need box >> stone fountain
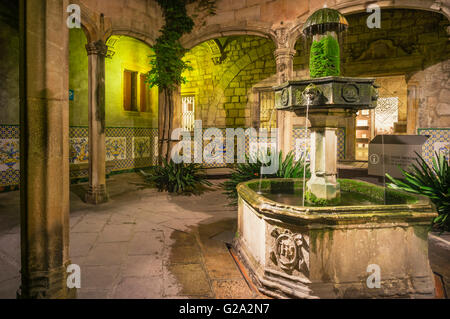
[234,8,436,298]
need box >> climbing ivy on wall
[147,0,216,162]
[147,1,192,90]
[309,35,340,78]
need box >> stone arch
[183,35,276,127]
[181,24,275,50]
[72,0,158,46]
[72,1,100,43]
[103,29,155,49]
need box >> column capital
[85,40,108,56]
[274,47,296,59]
[273,26,296,51]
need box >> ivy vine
[146,0,216,161]
[147,0,216,90]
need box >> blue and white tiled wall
[418,128,450,165]
[0,125,20,189]
[0,125,159,188]
[69,126,159,180]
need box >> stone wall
[409,59,450,129]
[69,29,158,127]
[69,29,89,126]
[0,6,19,125]
[76,0,163,45]
[294,9,449,78]
[182,36,276,127]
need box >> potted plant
[386,152,449,298]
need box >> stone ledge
[428,232,450,298]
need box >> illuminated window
[182,95,195,131]
[123,70,138,111]
[357,119,368,127]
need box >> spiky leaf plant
[141,158,212,194]
[222,150,310,205]
[386,152,450,232]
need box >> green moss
[310,228,334,254]
[305,190,341,206]
[309,35,340,78]
[339,179,418,204]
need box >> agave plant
[386,152,450,232]
[222,150,310,205]
[141,158,212,194]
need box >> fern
[386,152,450,232]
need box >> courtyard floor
[0,173,261,299]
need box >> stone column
[19,0,75,298]
[306,127,340,201]
[85,40,109,204]
[274,36,296,155]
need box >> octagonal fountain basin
[234,178,437,299]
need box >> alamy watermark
[171,120,279,175]
[366,264,381,288]
[67,264,81,289]
[66,4,81,29]
[366,4,381,29]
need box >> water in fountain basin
[263,189,382,207]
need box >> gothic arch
[181,24,275,50]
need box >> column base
[306,175,340,203]
[17,264,77,299]
[85,185,109,204]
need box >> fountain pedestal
[274,77,378,202]
[307,127,339,201]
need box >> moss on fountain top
[309,34,340,78]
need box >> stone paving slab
[0,173,259,299]
[167,264,212,297]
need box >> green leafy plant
[310,34,340,78]
[386,152,450,232]
[141,158,212,194]
[222,150,310,205]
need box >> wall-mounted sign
[368,135,429,178]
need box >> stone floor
[0,173,260,299]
